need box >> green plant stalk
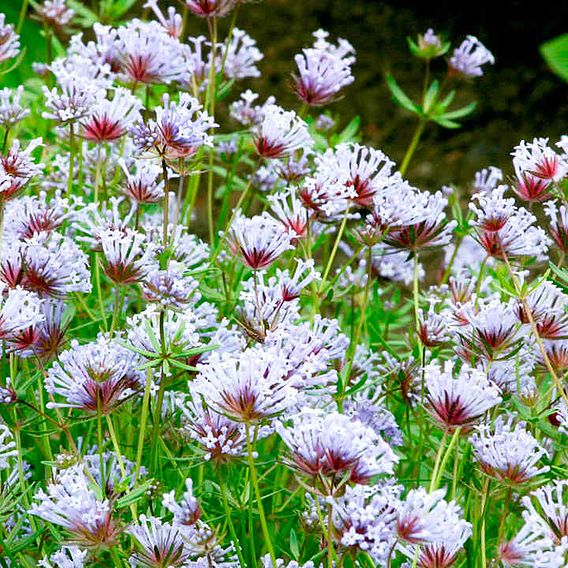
[412,253,421,338]
[320,206,351,291]
[432,427,461,491]
[110,285,123,333]
[94,256,108,332]
[441,235,464,284]
[206,17,218,246]
[428,429,448,492]
[502,252,568,407]
[67,123,75,200]
[480,478,491,568]
[399,120,426,176]
[219,475,246,567]
[162,159,170,250]
[136,369,152,481]
[97,401,106,495]
[245,423,277,567]
[327,502,334,568]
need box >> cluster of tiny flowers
[0,3,566,567]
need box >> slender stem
[94,255,108,332]
[16,0,29,33]
[110,285,122,333]
[441,235,463,284]
[97,403,106,495]
[327,502,334,568]
[429,430,448,492]
[498,486,512,544]
[502,252,568,407]
[399,120,426,176]
[412,253,421,336]
[2,128,9,153]
[161,159,169,250]
[135,369,153,483]
[245,423,277,567]
[151,310,167,474]
[67,123,75,200]
[219,474,246,567]
[480,478,491,568]
[432,427,461,491]
[320,206,351,290]
[475,254,489,302]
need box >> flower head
[80,87,142,143]
[0,86,29,128]
[424,361,501,429]
[45,336,144,414]
[30,465,120,548]
[193,347,297,422]
[100,228,157,284]
[185,0,237,18]
[294,29,356,106]
[254,105,313,159]
[0,14,20,63]
[131,93,216,161]
[449,35,494,78]
[277,407,398,487]
[471,415,550,484]
[227,212,294,270]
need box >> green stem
[67,123,75,200]
[327,502,334,568]
[399,120,426,176]
[429,430,448,492]
[320,206,351,290]
[219,475,246,567]
[412,254,422,348]
[245,423,277,567]
[432,427,461,491]
[135,369,153,483]
[162,159,169,250]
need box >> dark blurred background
[236,0,568,188]
[6,0,568,189]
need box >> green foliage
[540,33,568,83]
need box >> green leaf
[115,480,154,508]
[440,101,477,120]
[336,116,361,144]
[385,73,422,116]
[436,90,457,112]
[289,528,300,560]
[431,116,462,129]
[540,33,568,82]
[423,80,439,114]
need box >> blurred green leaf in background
[541,33,568,83]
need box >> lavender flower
[0,86,29,128]
[0,14,20,63]
[185,0,238,18]
[294,29,356,106]
[80,87,142,143]
[45,336,144,414]
[30,465,120,547]
[131,93,216,161]
[38,545,88,568]
[193,347,298,422]
[227,212,294,270]
[471,416,550,484]
[100,228,157,284]
[424,360,501,430]
[277,407,398,487]
[449,35,494,78]
[254,105,313,159]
